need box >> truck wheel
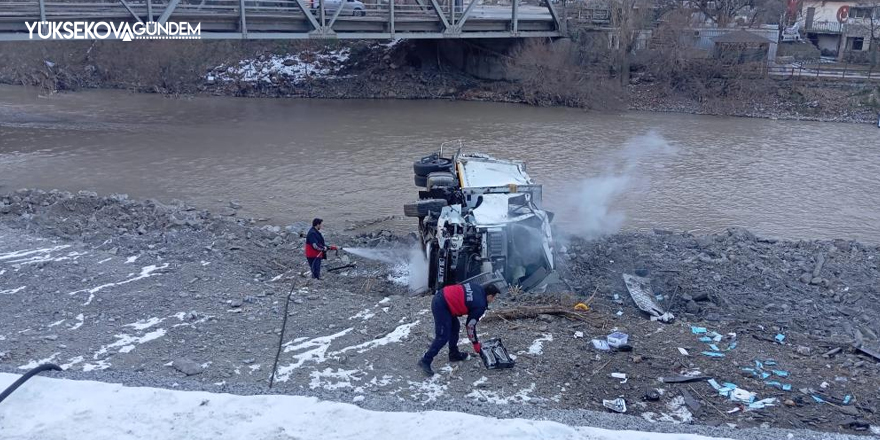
[413,156,453,176]
[403,199,447,218]
[426,171,455,190]
[414,174,428,188]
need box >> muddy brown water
[2,85,879,242]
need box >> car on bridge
[404,145,557,294]
[311,0,367,16]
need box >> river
[1,85,879,242]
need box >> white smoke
[345,244,429,293]
[564,131,677,240]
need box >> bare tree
[608,0,652,85]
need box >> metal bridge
[0,0,577,40]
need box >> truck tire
[414,174,428,188]
[413,156,453,176]
[403,199,447,218]
[426,171,455,190]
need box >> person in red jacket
[418,281,500,376]
[304,218,337,280]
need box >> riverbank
[1,189,879,438]
[1,40,878,124]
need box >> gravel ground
[1,189,879,439]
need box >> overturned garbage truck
[404,147,557,293]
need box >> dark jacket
[305,227,326,259]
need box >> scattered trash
[701,351,725,358]
[610,372,628,384]
[772,370,789,377]
[748,398,778,410]
[844,395,852,405]
[775,334,786,344]
[842,419,871,431]
[616,310,624,317]
[707,379,721,390]
[820,382,830,389]
[574,303,590,311]
[623,274,674,323]
[678,347,690,356]
[607,332,629,348]
[603,397,627,413]
[661,375,710,384]
[573,331,584,339]
[592,339,611,351]
[730,388,756,404]
[812,395,826,403]
[857,345,880,362]
[644,389,661,401]
[691,326,708,334]
[681,389,701,411]
[699,337,713,342]
[709,344,720,351]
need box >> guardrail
[803,21,845,33]
[768,63,879,81]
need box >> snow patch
[125,317,165,331]
[275,328,354,382]
[526,334,553,355]
[93,329,167,359]
[69,314,85,330]
[97,257,112,264]
[0,286,26,295]
[211,48,351,85]
[473,376,488,387]
[0,245,72,264]
[82,359,112,372]
[68,264,168,305]
[309,368,361,390]
[467,383,538,405]
[336,321,419,354]
[641,396,694,424]
[18,352,61,370]
[125,255,140,264]
[407,375,448,404]
[349,309,376,321]
[47,319,65,328]
[0,372,738,440]
[61,356,84,370]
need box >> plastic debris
[709,344,720,351]
[844,395,852,405]
[727,341,738,350]
[702,351,725,358]
[602,398,627,413]
[731,388,757,404]
[749,398,778,409]
[707,379,721,390]
[574,331,584,339]
[775,334,786,343]
[678,347,690,356]
[812,395,825,403]
[574,303,589,311]
[610,372,628,384]
[699,336,713,343]
[616,310,624,316]
[661,375,710,384]
[592,339,611,351]
[772,370,790,377]
[622,274,674,323]
[691,326,708,334]
[607,332,629,348]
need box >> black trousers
[306,257,321,279]
[422,291,463,363]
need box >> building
[800,0,878,58]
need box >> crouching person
[418,281,500,376]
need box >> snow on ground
[0,373,737,440]
[67,264,169,306]
[210,48,351,85]
[525,333,554,355]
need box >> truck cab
[404,146,557,293]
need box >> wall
[436,39,520,80]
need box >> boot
[417,358,435,376]
[449,352,470,362]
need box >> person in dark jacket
[304,218,336,280]
[418,281,500,376]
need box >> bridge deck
[0,0,567,40]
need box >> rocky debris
[2,189,880,436]
[172,358,204,376]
